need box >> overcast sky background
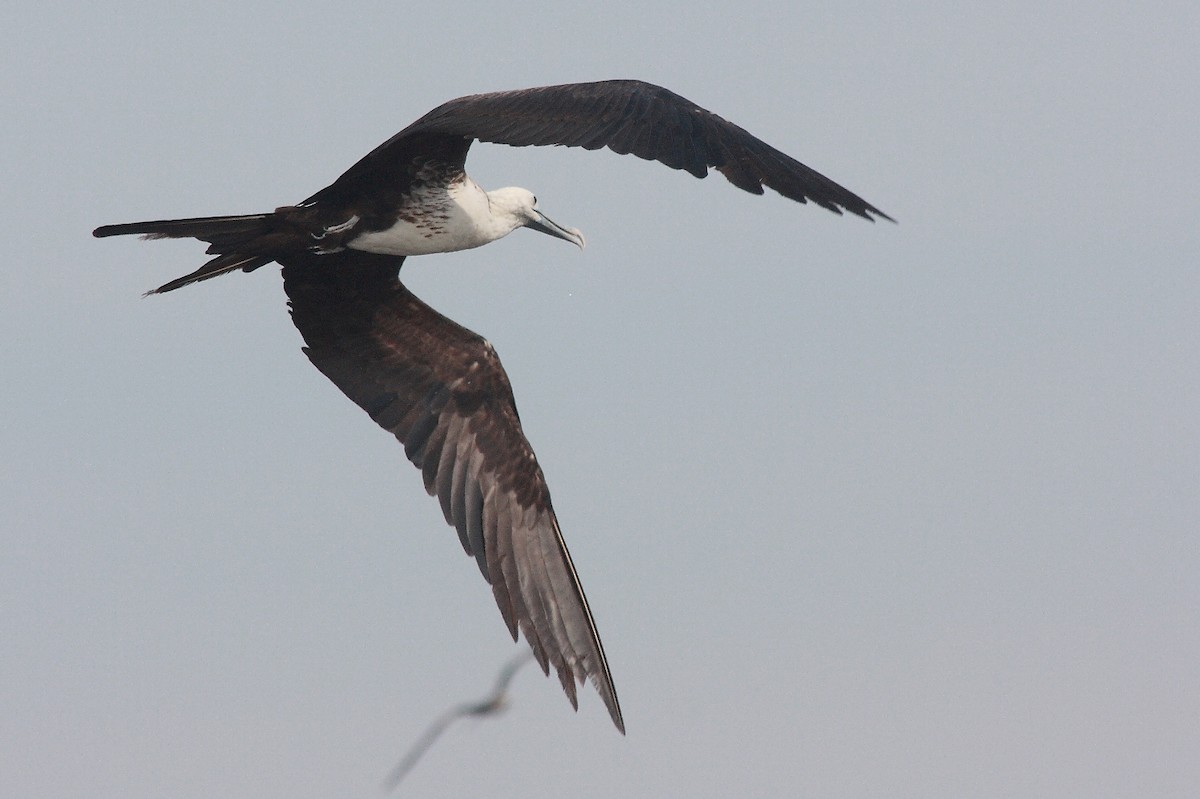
[3,2,1197,797]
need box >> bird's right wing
[280,250,623,732]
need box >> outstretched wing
[317,79,891,221]
[281,250,623,732]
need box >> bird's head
[487,187,586,250]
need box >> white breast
[348,177,500,256]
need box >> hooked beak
[525,210,586,250]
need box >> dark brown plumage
[94,80,890,295]
[312,80,892,220]
[94,80,892,733]
[281,250,622,731]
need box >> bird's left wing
[324,79,891,221]
[280,250,623,732]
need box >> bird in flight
[94,80,891,734]
[382,651,536,792]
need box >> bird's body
[348,182,583,256]
[94,79,891,734]
[344,174,491,255]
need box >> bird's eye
[532,195,538,206]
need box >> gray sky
[3,2,1197,797]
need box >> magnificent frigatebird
[94,79,891,734]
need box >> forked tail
[94,213,278,293]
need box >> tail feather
[147,252,275,294]
[93,213,272,242]
[94,212,279,294]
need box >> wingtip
[605,693,626,734]
[871,207,898,224]
[849,204,896,224]
[588,672,625,733]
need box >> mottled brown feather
[280,250,623,732]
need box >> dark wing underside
[280,250,623,732]
[314,79,891,221]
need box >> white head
[486,187,586,249]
